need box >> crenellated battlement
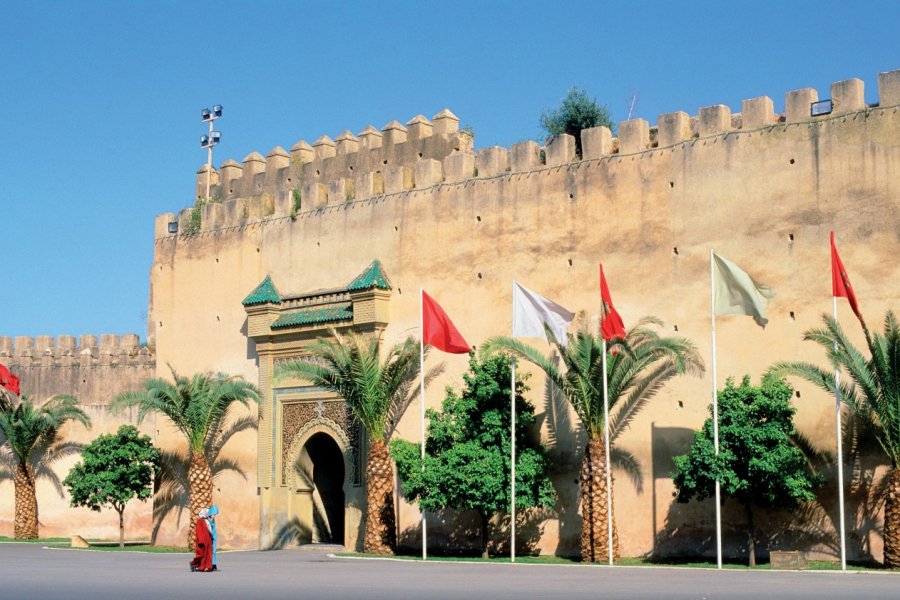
[0,333,153,368]
[160,69,900,239]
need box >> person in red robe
[190,509,213,572]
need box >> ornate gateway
[243,260,392,549]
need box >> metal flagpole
[511,361,516,563]
[602,339,614,565]
[833,296,848,571]
[420,288,427,561]
[710,250,723,570]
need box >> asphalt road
[1,543,896,600]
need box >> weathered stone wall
[0,335,157,541]
[151,69,900,559]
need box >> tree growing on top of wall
[540,87,614,157]
[0,394,91,539]
[64,425,160,548]
[111,369,259,549]
[672,375,823,567]
[484,317,704,562]
[391,352,555,558]
[768,311,900,568]
[275,329,419,555]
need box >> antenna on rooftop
[626,91,639,121]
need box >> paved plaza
[2,543,897,600]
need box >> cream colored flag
[712,253,775,327]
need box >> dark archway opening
[303,432,345,544]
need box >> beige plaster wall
[151,71,900,559]
[0,336,156,541]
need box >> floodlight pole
[206,117,215,201]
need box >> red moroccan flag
[422,290,470,354]
[831,231,864,326]
[0,363,20,395]
[599,264,626,341]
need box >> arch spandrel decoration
[281,398,361,487]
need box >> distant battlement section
[158,69,900,239]
[0,334,153,368]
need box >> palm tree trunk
[580,437,619,562]
[14,462,39,539]
[883,467,900,568]
[187,451,213,550]
[363,438,396,555]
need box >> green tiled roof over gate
[242,275,282,306]
[347,259,391,291]
[271,303,353,329]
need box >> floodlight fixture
[167,221,179,234]
[200,104,223,200]
[810,99,833,117]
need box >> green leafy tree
[484,317,703,562]
[672,375,823,566]
[64,425,160,548]
[0,395,91,538]
[111,369,259,549]
[275,330,419,555]
[391,353,555,558]
[768,311,900,567]
[540,86,614,157]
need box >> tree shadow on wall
[266,517,313,550]
[396,507,548,557]
[151,411,257,544]
[771,415,886,565]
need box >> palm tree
[112,369,259,549]
[0,395,90,538]
[274,330,419,555]
[768,311,900,567]
[483,317,704,562]
[149,413,257,545]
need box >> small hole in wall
[159,321,163,327]
[398,288,402,295]
[316,241,320,247]
[476,215,481,222]
[383,160,388,165]
[790,311,796,320]
[229,188,233,193]
[316,170,320,176]
[349,165,354,171]
[567,258,573,266]
[673,247,679,256]
[568,193,574,200]
[159,266,162,271]
[678,400,684,408]
[788,233,794,242]
[789,158,795,165]
[256,248,260,253]
[287,178,292,183]
[669,181,674,188]
[256,183,261,189]
[215,258,219,263]
[418,152,423,158]
[394,225,398,231]
[673,324,679,332]
[216,316,220,322]
[795,390,801,398]
[477,272,482,279]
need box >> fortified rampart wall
[151,69,900,558]
[0,334,157,542]
[166,71,900,240]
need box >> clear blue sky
[1,1,897,340]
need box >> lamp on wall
[810,99,833,117]
[200,105,223,200]
[167,221,178,234]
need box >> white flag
[712,253,775,327]
[512,281,575,346]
